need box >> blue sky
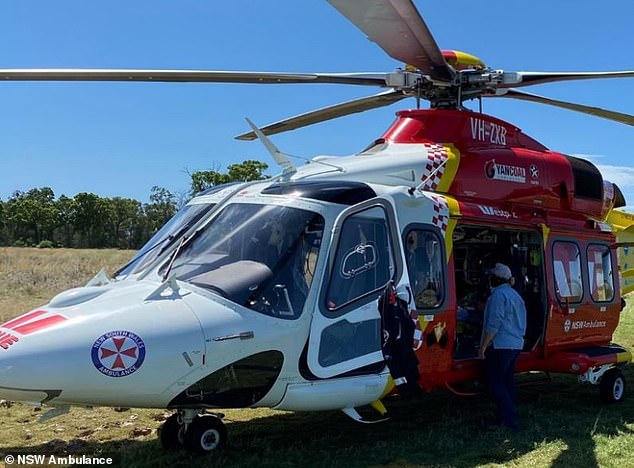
[1,1,633,205]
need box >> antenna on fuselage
[245,118,297,177]
[408,157,449,195]
[244,117,345,174]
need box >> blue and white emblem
[530,164,539,178]
[91,330,146,377]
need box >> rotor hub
[441,50,486,71]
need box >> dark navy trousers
[484,348,520,429]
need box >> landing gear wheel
[159,413,185,450]
[600,368,626,403]
[183,415,227,454]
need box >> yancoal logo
[485,159,497,179]
[91,330,146,378]
[485,159,526,183]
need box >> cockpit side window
[325,206,394,315]
[404,229,444,309]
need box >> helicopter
[2,0,634,455]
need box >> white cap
[488,263,512,280]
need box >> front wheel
[183,415,227,454]
[600,368,626,403]
[159,413,185,450]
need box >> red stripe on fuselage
[0,310,48,330]
[12,315,67,335]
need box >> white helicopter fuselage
[0,147,449,414]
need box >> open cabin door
[452,223,546,357]
[306,200,400,379]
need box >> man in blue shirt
[478,263,527,430]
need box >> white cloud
[595,164,634,209]
[595,164,634,188]
[570,154,634,209]
[572,153,606,161]
[594,164,634,210]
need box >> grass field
[1,247,634,467]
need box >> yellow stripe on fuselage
[435,144,461,194]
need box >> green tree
[0,199,7,245]
[144,186,177,237]
[189,159,269,194]
[54,195,76,247]
[107,197,143,249]
[6,188,59,245]
[190,170,229,194]
[227,160,269,182]
[0,184,190,249]
[73,192,111,248]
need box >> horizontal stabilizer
[607,210,634,295]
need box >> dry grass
[0,248,634,467]
[0,247,133,320]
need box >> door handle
[211,331,255,342]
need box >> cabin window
[587,244,614,302]
[404,229,444,309]
[318,319,382,367]
[553,241,583,303]
[325,206,394,314]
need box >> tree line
[0,160,268,249]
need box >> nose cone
[0,281,207,408]
[0,309,69,402]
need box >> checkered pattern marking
[421,144,449,192]
[430,194,449,235]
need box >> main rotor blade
[502,70,634,88]
[327,0,454,82]
[0,69,389,86]
[491,88,634,126]
[235,90,407,140]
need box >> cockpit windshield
[115,183,243,279]
[114,202,216,279]
[162,203,324,319]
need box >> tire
[159,413,185,450]
[600,368,626,404]
[183,415,227,454]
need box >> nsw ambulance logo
[91,330,146,378]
